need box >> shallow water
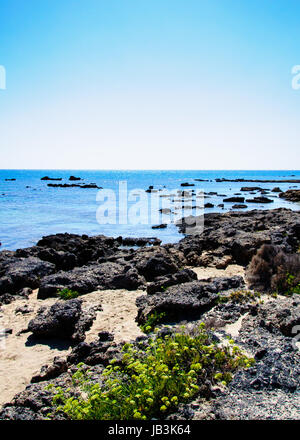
[0,169,299,250]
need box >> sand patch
[225,313,248,338]
[84,289,144,344]
[190,264,245,280]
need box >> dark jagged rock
[31,357,68,383]
[121,237,161,246]
[223,197,245,203]
[216,178,300,183]
[252,296,300,337]
[0,257,55,295]
[240,187,265,192]
[232,204,247,209]
[132,249,179,282]
[28,299,98,342]
[15,304,33,315]
[152,224,167,229]
[272,187,283,193]
[279,190,300,202]
[69,176,81,181]
[204,203,214,208]
[41,176,62,181]
[159,208,172,214]
[136,276,244,325]
[228,304,300,393]
[245,197,274,204]
[16,233,123,270]
[67,332,120,366]
[0,373,71,420]
[176,209,300,266]
[47,183,100,189]
[38,262,145,298]
[146,269,198,295]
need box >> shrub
[48,324,254,420]
[140,311,166,334]
[246,244,300,293]
[57,288,80,300]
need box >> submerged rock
[279,190,300,202]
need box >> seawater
[0,170,299,250]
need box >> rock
[38,262,145,299]
[27,299,98,342]
[253,296,300,337]
[47,183,101,189]
[223,197,245,203]
[181,183,195,187]
[146,269,198,295]
[69,176,81,181]
[31,357,68,383]
[232,204,247,209]
[121,237,161,246]
[245,197,274,204]
[17,287,33,297]
[230,307,300,393]
[132,250,179,281]
[41,176,62,181]
[152,224,167,229]
[136,276,244,325]
[0,374,71,420]
[0,406,43,420]
[0,257,55,295]
[15,304,33,315]
[204,203,214,208]
[279,190,300,202]
[272,187,282,193]
[159,208,172,214]
[67,333,120,366]
[240,187,264,192]
[0,293,18,305]
[216,178,300,183]
[176,209,300,266]
[17,233,122,270]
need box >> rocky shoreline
[0,208,299,420]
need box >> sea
[0,170,299,251]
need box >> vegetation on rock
[47,324,254,420]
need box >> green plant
[140,311,167,334]
[57,288,80,300]
[48,324,254,420]
[282,273,300,295]
[217,289,261,304]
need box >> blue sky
[0,0,299,169]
